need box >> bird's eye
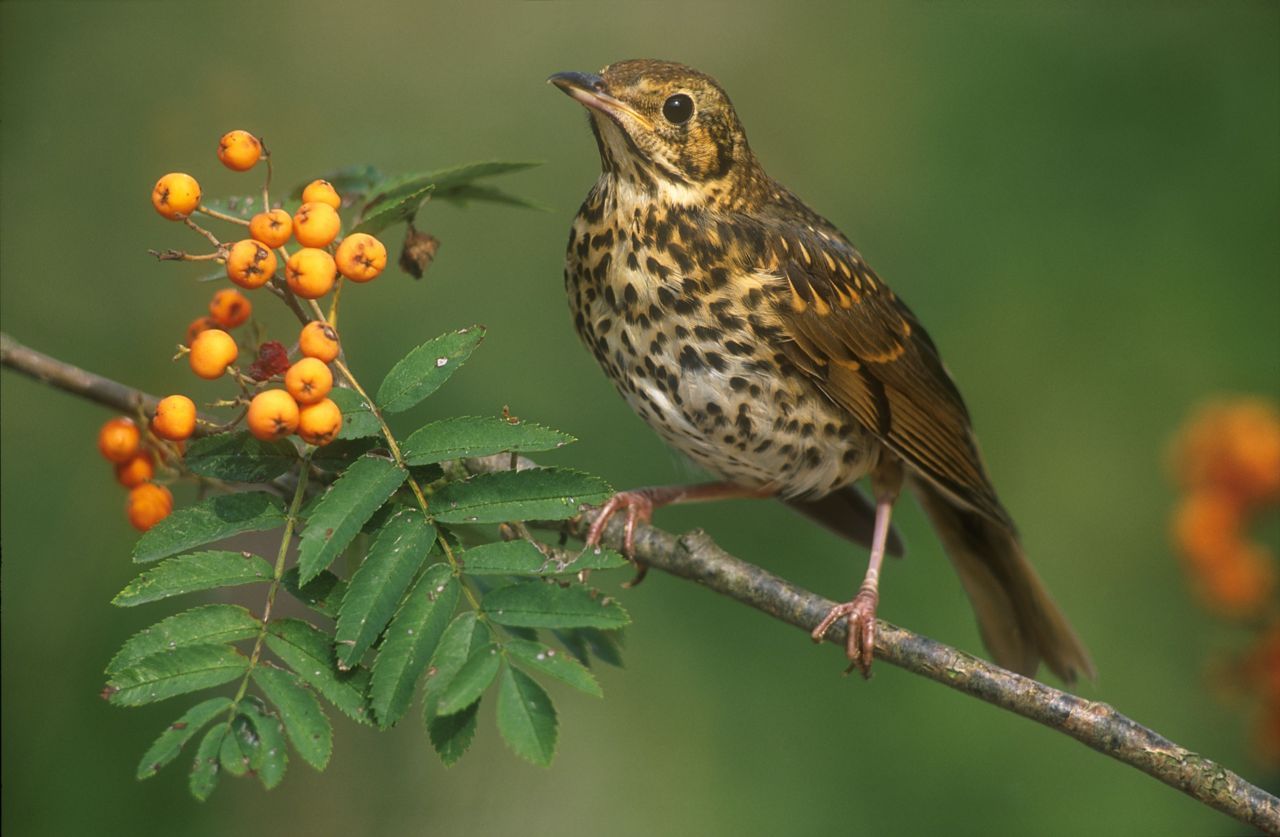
[661,93,694,124]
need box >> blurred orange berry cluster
[119,130,388,530]
[1169,396,1280,768]
[1169,398,1280,615]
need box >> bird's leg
[584,482,774,585]
[811,457,904,677]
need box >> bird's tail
[909,476,1095,683]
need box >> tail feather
[909,476,1095,683]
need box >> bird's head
[549,59,761,203]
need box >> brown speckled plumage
[552,59,1093,682]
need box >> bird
[549,59,1094,682]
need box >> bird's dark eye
[662,93,694,124]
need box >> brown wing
[753,223,1013,530]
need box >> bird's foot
[583,490,655,586]
[811,584,880,678]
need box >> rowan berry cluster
[105,129,393,530]
[1168,396,1280,765]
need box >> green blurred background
[2,3,1277,835]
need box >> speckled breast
[563,179,880,498]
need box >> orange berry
[216,130,262,172]
[297,398,342,446]
[285,358,334,405]
[115,451,156,488]
[185,316,218,347]
[249,209,293,248]
[299,321,340,362]
[225,239,278,289]
[189,329,239,379]
[209,288,253,329]
[335,233,388,282]
[285,248,337,299]
[301,179,341,209]
[153,395,197,441]
[246,389,300,441]
[151,172,201,220]
[127,482,173,531]
[98,417,141,463]
[293,202,341,248]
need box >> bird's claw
[584,490,654,586]
[811,585,879,678]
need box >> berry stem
[196,204,251,226]
[183,217,221,248]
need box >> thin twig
[2,331,1276,834]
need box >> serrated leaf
[265,619,370,724]
[402,416,574,466]
[370,564,458,728]
[311,437,378,470]
[329,388,382,440]
[554,627,625,669]
[136,697,232,780]
[239,704,288,789]
[434,182,547,211]
[482,582,629,630]
[505,639,602,697]
[289,164,385,203]
[297,455,406,584]
[199,194,260,220]
[435,643,501,716]
[252,666,332,770]
[363,161,541,214]
[432,468,611,524]
[107,644,248,706]
[184,432,297,482]
[133,492,286,564]
[460,540,628,576]
[280,568,347,618]
[375,328,485,413]
[336,509,436,667]
[423,612,490,704]
[190,724,227,801]
[219,715,255,778]
[108,605,260,674]
[351,183,434,235]
[113,551,273,607]
[496,667,557,766]
[427,699,480,767]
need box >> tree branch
[4,330,1277,834]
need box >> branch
[4,331,1277,834]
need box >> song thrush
[550,59,1094,682]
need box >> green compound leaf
[351,183,434,235]
[336,509,436,668]
[288,164,385,203]
[432,468,611,524]
[219,715,256,778]
[370,564,459,728]
[505,639,602,697]
[460,540,628,576]
[239,704,288,789]
[375,327,485,414]
[252,666,332,770]
[310,437,378,470]
[427,699,480,767]
[482,581,630,630]
[113,551,273,608]
[296,455,406,584]
[106,644,248,707]
[328,388,382,440]
[496,666,557,766]
[554,627,625,669]
[183,432,297,482]
[265,619,371,725]
[108,605,260,674]
[402,416,574,466]
[190,724,228,801]
[280,567,348,619]
[133,492,285,564]
[357,161,540,231]
[136,696,233,780]
[434,643,501,716]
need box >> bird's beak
[548,71,651,129]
